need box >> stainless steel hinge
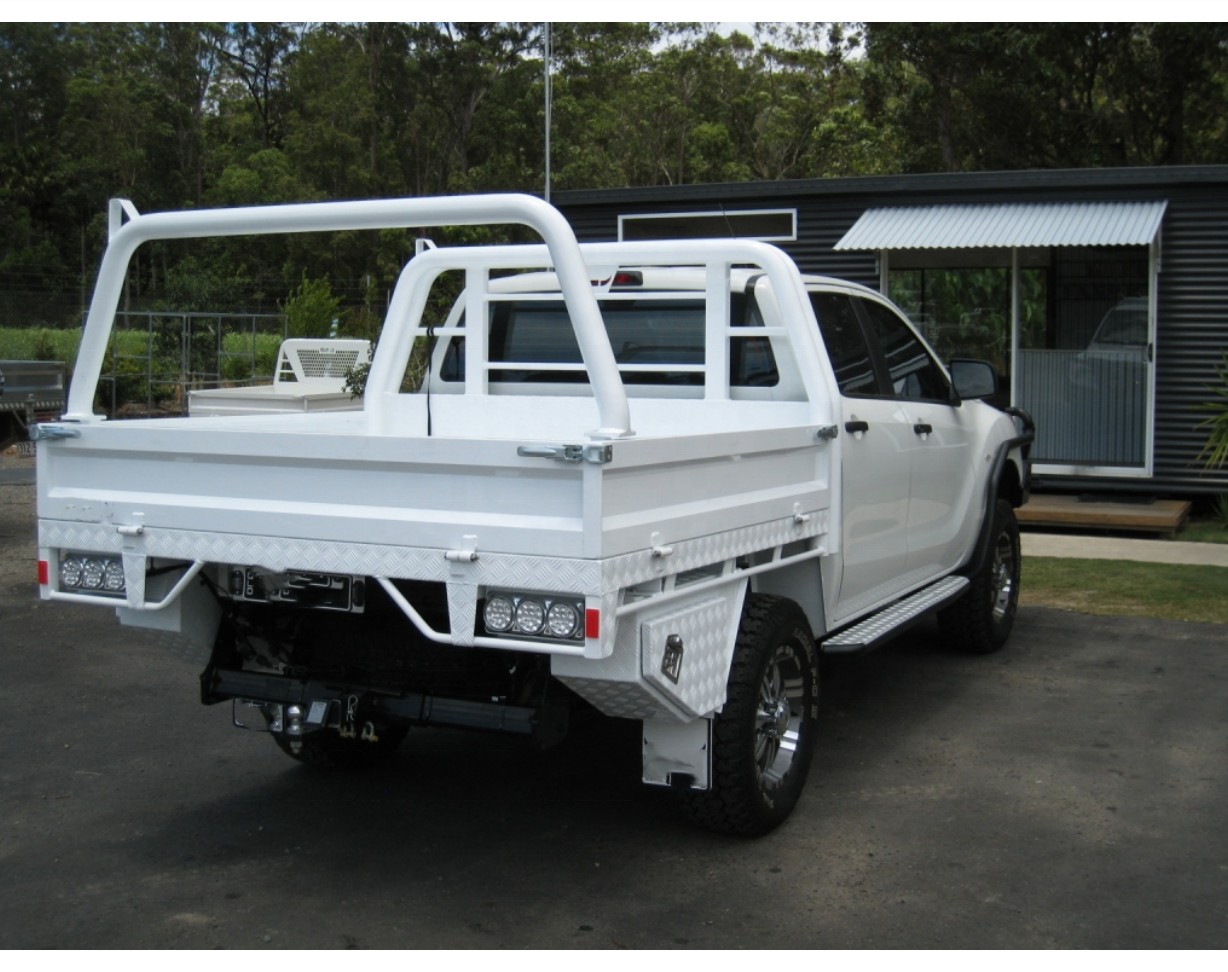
[517,443,613,465]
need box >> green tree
[281,272,342,338]
[0,23,78,288]
[216,22,300,151]
[861,23,1228,172]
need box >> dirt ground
[3,475,1228,948]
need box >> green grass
[0,326,283,367]
[1022,556,1228,624]
[0,327,83,363]
[2,325,286,413]
[1177,518,1228,544]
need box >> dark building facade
[556,166,1228,498]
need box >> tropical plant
[1195,352,1228,470]
[1212,494,1228,530]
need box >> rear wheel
[681,594,819,837]
[273,724,409,769]
[939,498,1021,654]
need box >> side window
[439,312,461,385]
[809,292,879,396]
[856,298,950,401]
[440,330,464,381]
[730,289,779,387]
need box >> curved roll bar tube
[66,194,632,438]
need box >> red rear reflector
[585,608,600,640]
[611,271,643,287]
[38,560,49,586]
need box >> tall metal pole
[544,22,552,203]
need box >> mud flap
[116,570,221,667]
[642,717,712,790]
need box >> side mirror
[949,358,998,401]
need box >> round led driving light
[103,559,126,592]
[546,601,579,639]
[514,598,545,635]
[60,557,85,589]
[483,595,514,633]
[81,558,105,590]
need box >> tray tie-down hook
[517,443,613,464]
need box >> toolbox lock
[661,635,685,684]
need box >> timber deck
[1017,494,1192,536]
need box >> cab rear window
[440,293,777,387]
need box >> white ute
[35,194,1033,836]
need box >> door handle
[845,420,869,434]
[913,423,933,436]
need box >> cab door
[853,297,978,579]
[809,292,913,622]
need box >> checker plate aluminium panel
[553,578,747,721]
[40,511,824,661]
[640,596,739,719]
[823,575,970,650]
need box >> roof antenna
[719,203,737,238]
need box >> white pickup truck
[34,194,1032,836]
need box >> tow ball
[231,695,383,750]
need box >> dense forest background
[3,21,1228,319]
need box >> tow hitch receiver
[211,667,566,746]
[233,699,333,734]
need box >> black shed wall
[557,167,1228,497]
[1152,190,1228,496]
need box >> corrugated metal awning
[834,200,1168,250]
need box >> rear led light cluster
[482,590,585,642]
[58,552,126,596]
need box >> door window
[808,292,879,396]
[855,298,950,401]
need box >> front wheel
[939,497,1021,654]
[681,594,819,837]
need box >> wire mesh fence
[0,295,290,418]
[0,290,88,332]
[98,311,288,417]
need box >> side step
[822,575,970,654]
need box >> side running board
[822,575,970,654]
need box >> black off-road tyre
[939,498,1021,654]
[681,594,819,837]
[273,725,409,769]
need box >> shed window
[619,209,796,242]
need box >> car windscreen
[1092,305,1148,346]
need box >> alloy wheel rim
[990,530,1015,622]
[754,643,805,787]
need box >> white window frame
[618,209,797,243]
